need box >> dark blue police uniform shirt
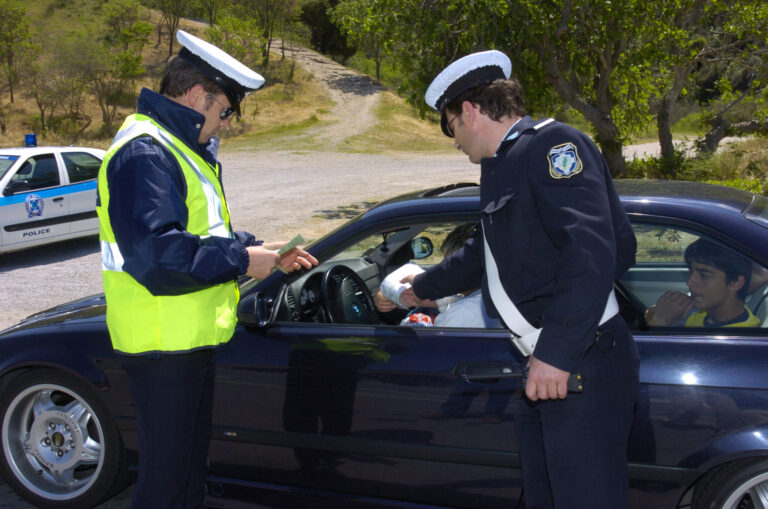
[413,116,636,372]
[101,88,256,296]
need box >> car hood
[1,293,106,335]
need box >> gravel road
[0,150,478,331]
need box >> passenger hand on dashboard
[645,291,694,326]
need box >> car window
[11,154,60,190]
[622,221,767,330]
[62,152,101,183]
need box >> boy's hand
[646,291,693,326]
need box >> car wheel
[0,369,127,508]
[692,457,768,509]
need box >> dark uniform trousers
[514,315,639,509]
[120,348,217,509]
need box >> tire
[692,458,768,509]
[0,369,127,508]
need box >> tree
[23,55,59,133]
[197,0,230,26]
[229,0,300,66]
[331,0,392,80]
[353,0,682,175]
[0,0,33,103]
[693,0,768,155]
[301,0,356,60]
[148,0,186,57]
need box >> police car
[0,146,105,254]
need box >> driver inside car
[374,223,500,328]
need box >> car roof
[0,146,105,156]
[360,179,768,262]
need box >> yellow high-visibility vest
[96,114,239,354]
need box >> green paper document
[278,234,305,255]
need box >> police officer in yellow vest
[96,30,317,509]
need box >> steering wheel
[321,265,377,324]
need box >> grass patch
[339,91,454,153]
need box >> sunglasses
[445,112,459,137]
[207,94,235,120]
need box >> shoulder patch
[547,143,582,179]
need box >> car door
[0,152,70,251]
[58,150,102,234]
[212,316,525,508]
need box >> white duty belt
[482,225,619,357]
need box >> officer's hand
[525,356,569,401]
[374,290,397,312]
[277,246,318,273]
[646,291,693,326]
[245,246,280,279]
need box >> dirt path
[279,41,384,150]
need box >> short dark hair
[440,222,478,256]
[444,79,527,121]
[685,239,752,299]
[159,56,225,98]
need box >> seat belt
[482,225,618,357]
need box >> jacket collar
[136,88,218,164]
[496,115,536,155]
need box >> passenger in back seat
[645,238,760,328]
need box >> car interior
[240,218,768,333]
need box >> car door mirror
[3,180,30,196]
[238,292,273,328]
[410,236,433,259]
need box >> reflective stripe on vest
[96,115,239,354]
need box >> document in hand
[380,263,425,308]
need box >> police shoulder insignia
[547,143,583,179]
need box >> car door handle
[453,361,521,380]
[453,362,583,392]
[52,197,64,202]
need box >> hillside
[0,1,449,153]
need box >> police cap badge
[425,50,512,137]
[176,30,265,118]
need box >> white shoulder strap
[482,223,618,356]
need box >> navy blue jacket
[101,88,256,296]
[413,116,636,371]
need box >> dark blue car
[1,180,768,509]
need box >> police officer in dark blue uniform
[399,51,639,508]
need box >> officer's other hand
[277,246,318,273]
[646,291,693,326]
[374,290,397,312]
[525,356,569,401]
[245,246,280,279]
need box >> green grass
[340,91,453,154]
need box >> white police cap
[425,50,512,136]
[176,30,265,116]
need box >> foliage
[300,0,355,60]
[0,0,35,103]
[330,0,392,80]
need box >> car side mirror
[237,292,273,328]
[410,236,434,259]
[3,180,30,196]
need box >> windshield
[0,155,18,180]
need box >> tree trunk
[699,117,727,154]
[657,98,675,160]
